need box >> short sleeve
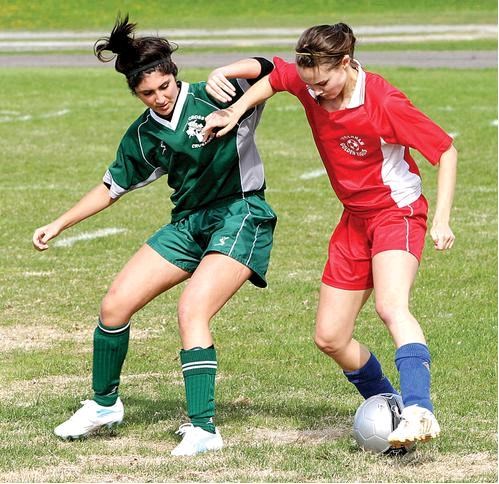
[269,57,301,94]
[103,129,167,198]
[380,90,453,165]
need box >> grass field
[0,58,497,481]
[0,0,497,30]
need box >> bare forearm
[433,144,457,225]
[56,184,115,229]
[430,144,457,250]
[232,75,276,114]
[203,75,277,139]
[214,58,265,80]
[33,183,116,251]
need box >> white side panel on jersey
[380,139,422,207]
[235,79,265,192]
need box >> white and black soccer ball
[353,393,412,455]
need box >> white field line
[0,109,69,123]
[0,24,495,51]
[300,168,326,180]
[53,227,127,247]
[0,33,495,51]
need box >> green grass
[0,0,497,30]
[0,64,497,481]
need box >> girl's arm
[32,183,117,251]
[430,144,457,251]
[206,58,268,103]
[203,75,277,139]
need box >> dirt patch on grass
[399,451,497,482]
[250,425,350,445]
[346,450,497,483]
[0,324,67,352]
[0,372,177,406]
[0,323,168,354]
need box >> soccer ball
[353,393,412,455]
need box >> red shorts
[322,196,428,290]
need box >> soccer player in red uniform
[203,23,457,448]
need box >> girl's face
[297,56,350,102]
[135,70,179,118]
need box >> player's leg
[94,244,191,403]
[171,194,276,456]
[171,253,252,456]
[315,284,397,398]
[373,250,440,446]
[318,210,397,399]
[54,244,191,439]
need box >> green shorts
[147,194,277,287]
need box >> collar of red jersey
[348,60,365,109]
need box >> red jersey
[269,57,453,215]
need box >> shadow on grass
[123,393,352,432]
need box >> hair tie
[126,58,167,79]
[296,51,348,59]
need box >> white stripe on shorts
[228,210,251,257]
[246,223,261,265]
[403,205,414,252]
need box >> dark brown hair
[94,14,178,92]
[295,23,356,69]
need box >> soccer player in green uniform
[32,15,276,456]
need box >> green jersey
[104,79,266,222]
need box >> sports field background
[0,1,497,482]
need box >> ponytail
[94,14,179,91]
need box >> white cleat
[171,423,223,457]
[388,404,441,447]
[54,398,124,440]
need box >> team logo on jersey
[185,115,212,148]
[339,135,367,157]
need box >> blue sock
[343,352,398,399]
[395,343,433,412]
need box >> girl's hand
[206,69,237,103]
[32,221,63,251]
[430,221,455,251]
[202,107,242,140]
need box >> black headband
[126,59,166,79]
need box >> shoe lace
[175,423,195,437]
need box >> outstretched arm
[430,144,457,251]
[32,183,116,251]
[206,57,271,103]
[203,75,277,139]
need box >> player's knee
[177,299,207,330]
[314,329,349,357]
[375,301,409,326]
[100,289,134,326]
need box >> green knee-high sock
[180,346,217,433]
[92,319,130,407]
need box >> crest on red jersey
[340,135,367,157]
